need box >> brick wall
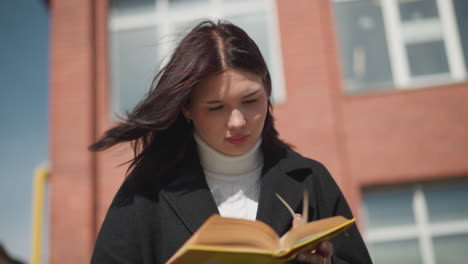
[50,0,97,262]
[49,0,468,262]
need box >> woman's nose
[227,109,246,129]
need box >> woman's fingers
[291,216,333,263]
[296,252,324,263]
[316,241,333,257]
[292,214,303,228]
[295,241,334,263]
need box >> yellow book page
[167,215,355,264]
[275,217,356,258]
[195,215,281,251]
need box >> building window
[362,178,468,264]
[332,0,468,94]
[108,0,285,117]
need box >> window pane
[397,0,448,78]
[174,19,206,37]
[223,0,261,3]
[168,0,209,10]
[363,188,415,228]
[433,234,468,264]
[399,0,439,22]
[369,239,422,264]
[333,0,394,93]
[453,0,468,71]
[227,13,270,67]
[109,27,159,115]
[406,40,449,76]
[110,0,156,18]
[425,182,468,223]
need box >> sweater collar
[193,132,263,175]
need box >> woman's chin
[220,143,254,156]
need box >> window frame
[108,0,286,118]
[333,0,467,93]
[363,182,468,264]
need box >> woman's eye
[208,105,224,111]
[243,99,258,104]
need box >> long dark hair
[90,20,291,180]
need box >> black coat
[91,143,373,264]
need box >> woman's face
[184,68,268,156]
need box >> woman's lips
[226,135,249,145]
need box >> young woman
[90,20,372,264]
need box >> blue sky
[0,0,49,262]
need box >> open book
[166,214,355,264]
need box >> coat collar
[256,146,314,235]
[160,140,220,234]
[160,140,314,236]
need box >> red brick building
[49,0,468,263]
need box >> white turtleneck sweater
[193,133,263,221]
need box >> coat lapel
[161,145,219,234]
[256,148,315,236]
[161,142,315,237]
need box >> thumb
[292,214,303,228]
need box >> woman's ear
[182,107,191,120]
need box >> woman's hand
[292,214,334,264]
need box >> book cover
[167,214,355,264]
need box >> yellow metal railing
[30,163,49,264]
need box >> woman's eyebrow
[205,99,222,104]
[204,89,261,104]
[242,89,260,98]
